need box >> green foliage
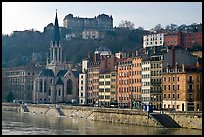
[6,91,14,102]
[2,28,148,67]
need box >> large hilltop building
[63,14,113,33]
[33,11,79,104]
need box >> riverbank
[2,103,202,129]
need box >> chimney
[196,57,199,68]
[182,64,185,72]
[136,50,138,56]
[88,52,91,59]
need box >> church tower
[46,10,66,75]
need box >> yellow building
[98,71,117,107]
[162,64,202,112]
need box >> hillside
[2,28,149,68]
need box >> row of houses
[143,31,202,49]
[78,46,202,112]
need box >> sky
[2,2,202,35]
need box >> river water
[2,110,202,135]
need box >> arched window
[67,79,73,95]
[40,79,43,92]
[48,87,51,96]
[44,80,47,92]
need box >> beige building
[82,29,105,40]
[162,64,202,111]
[98,71,117,107]
[3,66,42,103]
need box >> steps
[150,113,181,128]
[21,105,29,112]
[55,107,65,116]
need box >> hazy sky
[2,2,202,35]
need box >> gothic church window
[67,79,73,95]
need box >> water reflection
[2,111,202,135]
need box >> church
[32,11,79,104]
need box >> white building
[82,30,105,40]
[143,33,164,48]
[78,59,89,104]
[141,56,151,105]
[115,51,128,59]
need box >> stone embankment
[2,103,202,129]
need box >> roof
[56,77,64,85]
[39,69,54,77]
[72,71,80,77]
[57,70,68,77]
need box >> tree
[154,24,163,32]
[118,20,135,30]
[6,91,14,102]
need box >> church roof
[57,70,68,77]
[54,10,61,42]
[72,71,80,77]
[56,77,64,85]
[39,69,54,77]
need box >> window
[81,86,83,90]
[177,85,179,90]
[58,89,61,96]
[48,88,51,96]
[164,104,166,108]
[177,105,180,109]
[197,84,199,90]
[164,85,166,90]
[172,94,175,99]
[40,79,43,92]
[163,77,166,82]
[177,77,179,81]
[173,85,175,90]
[44,80,47,92]
[168,77,170,82]
[168,85,170,90]
[168,94,170,99]
[172,77,175,81]
[163,94,166,99]
[177,94,179,99]
[67,79,73,95]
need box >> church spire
[54,9,61,43]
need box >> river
[2,110,202,135]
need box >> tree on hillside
[118,20,135,30]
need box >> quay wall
[165,112,202,129]
[2,103,202,129]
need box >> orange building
[162,64,202,112]
[117,58,132,108]
[131,56,142,109]
[164,32,182,47]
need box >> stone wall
[2,103,202,129]
[166,112,202,129]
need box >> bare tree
[118,20,135,30]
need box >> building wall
[141,60,151,105]
[183,32,202,48]
[131,57,142,108]
[79,73,87,105]
[162,66,202,112]
[117,58,132,107]
[143,33,164,48]
[150,54,163,110]
[164,32,182,47]
[4,66,41,103]
[63,14,113,32]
